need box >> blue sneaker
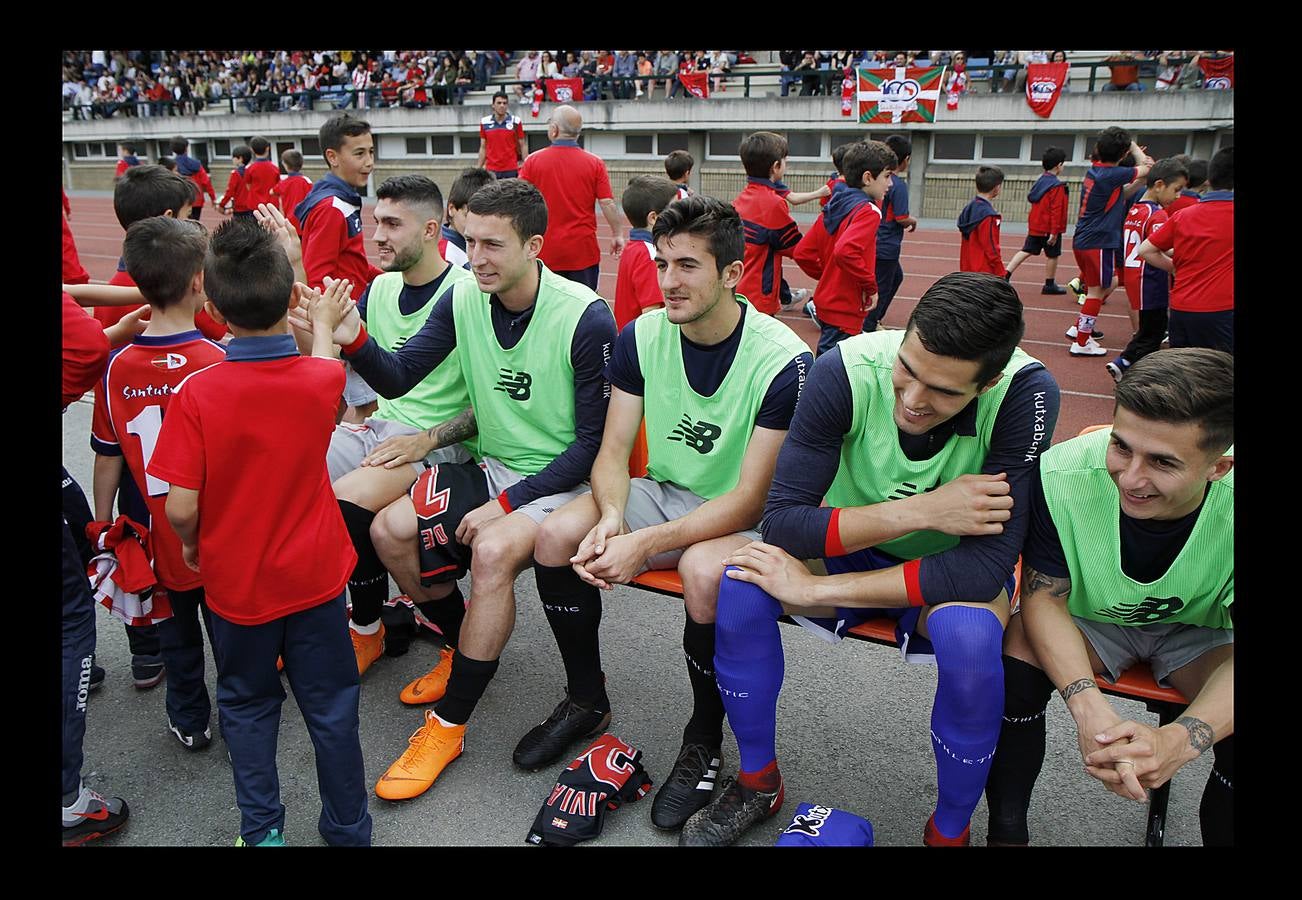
[235,828,285,846]
[1105,357,1130,382]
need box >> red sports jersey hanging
[840,68,855,116]
[531,80,544,117]
[678,71,709,98]
[1198,55,1234,89]
[544,77,585,103]
[1024,62,1069,118]
[858,66,947,123]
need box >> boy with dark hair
[295,113,382,421]
[957,166,1006,276]
[615,174,677,329]
[218,144,253,218]
[114,142,141,178]
[664,149,695,200]
[862,133,918,332]
[1067,126,1153,356]
[243,136,280,212]
[1166,156,1208,214]
[148,218,372,847]
[985,348,1233,847]
[819,142,854,208]
[271,148,312,233]
[527,195,811,829]
[90,216,227,752]
[734,131,803,316]
[440,166,495,268]
[1137,146,1233,354]
[1004,147,1070,294]
[689,272,1059,846]
[476,91,527,179]
[171,136,217,222]
[794,141,897,356]
[1106,157,1189,381]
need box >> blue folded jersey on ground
[775,803,874,847]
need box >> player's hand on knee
[582,531,647,587]
[572,517,621,589]
[456,498,506,546]
[924,472,1013,535]
[722,541,816,606]
[362,433,434,469]
[1086,719,1186,799]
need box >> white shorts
[622,478,760,572]
[342,360,378,407]
[327,416,472,484]
[481,456,591,525]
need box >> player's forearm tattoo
[1024,565,1072,599]
[1060,678,1097,703]
[1176,716,1214,754]
[427,408,478,448]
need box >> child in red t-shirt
[218,145,254,217]
[614,174,675,330]
[270,148,313,233]
[148,219,371,847]
[957,166,1005,277]
[1005,147,1070,293]
[243,136,281,211]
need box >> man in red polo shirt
[1138,146,1233,354]
[476,92,527,180]
[520,105,626,289]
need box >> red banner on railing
[544,77,585,103]
[1025,62,1069,118]
[1199,55,1234,89]
[678,71,709,98]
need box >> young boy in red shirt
[170,136,217,222]
[734,131,804,317]
[148,219,371,847]
[243,136,281,211]
[271,148,312,233]
[665,149,694,200]
[614,174,676,330]
[1004,148,1070,294]
[957,166,1006,277]
[114,143,141,178]
[793,140,896,356]
[90,216,227,751]
[218,145,254,218]
[439,166,495,268]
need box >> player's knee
[471,533,529,579]
[1002,655,1055,718]
[370,503,412,555]
[533,515,580,568]
[928,605,1005,672]
[677,546,724,622]
[714,567,783,636]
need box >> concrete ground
[62,398,1212,847]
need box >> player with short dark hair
[1166,155,1208,214]
[270,148,312,233]
[615,174,677,328]
[244,136,279,211]
[525,195,810,832]
[477,92,527,179]
[115,142,140,178]
[734,132,803,316]
[307,177,617,802]
[218,144,254,218]
[170,135,217,222]
[862,134,918,332]
[441,167,495,268]
[664,149,694,199]
[985,348,1234,846]
[685,271,1061,846]
[1004,148,1071,294]
[958,166,1006,277]
[149,218,372,847]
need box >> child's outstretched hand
[254,203,302,269]
[310,277,361,346]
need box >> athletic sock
[738,759,780,793]
[1199,734,1234,846]
[1076,296,1103,346]
[414,586,466,648]
[926,605,1005,839]
[339,500,387,627]
[713,567,785,775]
[984,655,1055,844]
[533,563,607,707]
[681,615,724,747]
[433,651,500,725]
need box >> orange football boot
[375,710,465,801]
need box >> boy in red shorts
[148,219,372,847]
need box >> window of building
[785,132,822,159]
[932,132,976,160]
[981,134,1022,160]
[406,136,427,155]
[461,135,480,155]
[213,139,231,157]
[625,134,654,154]
[658,132,689,154]
[1136,133,1189,160]
[1030,133,1074,164]
[429,135,455,155]
[301,137,321,156]
[708,132,742,157]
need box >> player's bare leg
[458,512,539,660]
[371,496,456,605]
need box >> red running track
[65,195,1124,443]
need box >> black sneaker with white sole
[678,775,784,846]
[169,722,213,752]
[650,742,721,830]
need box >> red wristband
[825,507,847,558]
[341,323,369,356]
[497,491,513,514]
[903,558,925,607]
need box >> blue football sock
[926,605,1005,838]
[713,567,785,775]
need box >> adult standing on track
[520,105,625,290]
[476,91,527,180]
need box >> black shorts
[412,461,490,586]
[1020,233,1062,258]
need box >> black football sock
[339,500,387,627]
[415,585,466,649]
[533,563,607,708]
[1199,734,1234,846]
[433,651,500,725]
[984,655,1055,844]
[681,614,724,748]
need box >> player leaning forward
[310,178,616,801]
[525,195,811,829]
[691,272,1061,846]
[984,348,1234,846]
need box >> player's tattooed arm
[1175,716,1214,755]
[1023,564,1071,599]
[427,408,478,449]
[1061,678,1098,703]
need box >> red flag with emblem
[1024,62,1069,118]
[1198,55,1234,89]
[841,68,855,116]
[544,77,585,103]
[858,66,947,123]
[678,71,709,98]
[531,81,543,117]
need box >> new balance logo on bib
[494,368,533,401]
[668,415,722,454]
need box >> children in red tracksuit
[1004,149,1070,293]
[956,166,1005,277]
[243,136,282,211]
[218,145,254,217]
[271,149,313,233]
[734,132,803,316]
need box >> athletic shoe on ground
[1065,324,1103,340]
[781,287,810,310]
[350,622,385,676]
[62,783,129,846]
[650,742,721,830]
[399,645,455,705]
[1105,358,1130,382]
[235,827,285,846]
[512,692,612,771]
[88,658,105,693]
[169,721,212,752]
[1066,276,1083,296]
[679,775,783,846]
[1041,282,1067,295]
[1162,332,1169,345]
[803,299,818,322]
[375,710,465,801]
[132,660,165,690]
[923,813,971,846]
[1069,337,1108,356]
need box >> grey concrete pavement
[62,397,1212,846]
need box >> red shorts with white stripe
[1071,247,1117,290]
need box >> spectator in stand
[779,50,802,97]
[401,61,429,108]
[654,50,679,99]
[540,50,561,79]
[1104,51,1143,91]
[635,52,654,98]
[989,50,1019,92]
[1050,50,1071,91]
[945,52,968,97]
[708,51,731,93]
[379,71,400,107]
[796,51,822,96]
[613,50,637,99]
[1013,50,1048,94]
[516,50,541,103]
